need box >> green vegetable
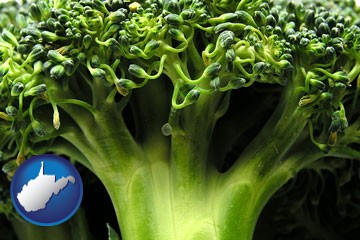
[1,0,360,239]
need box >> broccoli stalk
[1,0,360,239]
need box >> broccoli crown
[0,0,359,173]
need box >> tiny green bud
[2,160,17,176]
[53,109,60,130]
[63,59,74,76]
[58,14,70,23]
[278,60,292,70]
[42,60,54,72]
[260,2,270,11]
[83,34,92,49]
[298,94,317,106]
[21,27,41,39]
[180,9,196,20]
[254,43,264,53]
[315,16,326,27]
[325,46,336,59]
[336,23,344,33]
[204,63,222,77]
[300,37,310,47]
[47,50,66,62]
[11,82,24,96]
[164,14,183,26]
[18,36,34,46]
[118,32,130,47]
[69,49,80,57]
[328,110,348,133]
[1,29,18,46]
[327,16,336,28]
[218,30,235,49]
[317,22,330,35]
[53,8,69,18]
[129,45,144,56]
[210,77,220,91]
[90,68,106,81]
[280,53,293,61]
[273,26,282,35]
[77,52,86,62]
[236,10,257,27]
[307,41,326,56]
[26,44,46,63]
[128,64,147,78]
[41,31,62,42]
[115,79,131,96]
[214,22,246,34]
[164,0,180,14]
[129,2,141,12]
[117,79,137,89]
[209,13,239,24]
[266,15,276,27]
[5,106,17,117]
[0,112,12,121]
[46,18,57,31]
[229,78,246,89]
[264,25,273,35]
[31,120,46,137]
[330,27,340,37]
[108,10,126,23]
[144,40,160,54]
[85,9,98,17]
[92,0,110,14]
[0,12,11,28]
[30,3,42,21]
[37,0,50,17]
[54,22,65,31]
[106,38,121,51]
[102,24,121,40]
[24,84,47,97]
[334,82,347,89]
[33,61,43,74]
[199,13,210,24]
[254,11,266,26]
[332,71,348,82]
[309,79,325,90]
[168,28,186,42]
[50,65,65,79]
[16,14,27,28]
[319,92,333,102]
[91,55,100,68]
[304,9,315,26]
[184,89,200,104]
[253,62,268,74]
[65,28,73,37]
[225,48,235,62]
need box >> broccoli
[0,0,360,239]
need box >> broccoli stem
[41,45,327,240]
[10,207,91,240]
[11,219,71,240]
[59,93,308,240]
[51,61,324,240]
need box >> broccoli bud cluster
[0,0,359,173]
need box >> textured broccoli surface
[0,0,360,239]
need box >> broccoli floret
[0,0,359,239]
